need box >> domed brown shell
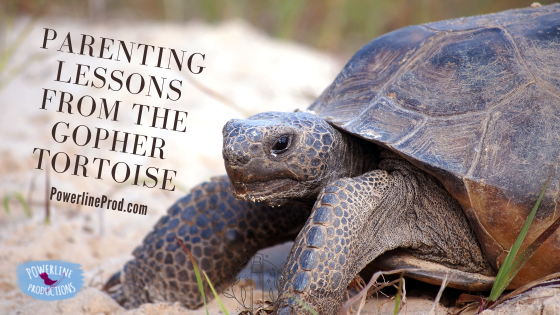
[309,4,560,288]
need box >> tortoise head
[222,111,345,207]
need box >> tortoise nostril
[223,146,251,166]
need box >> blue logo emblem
[16,260,84,301]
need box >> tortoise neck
[339,131,379,178]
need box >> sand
[0,16,339,315]
[1,15,559,315]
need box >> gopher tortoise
[105,4,560,314]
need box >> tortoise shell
[309,4,560,287]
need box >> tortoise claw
[102,271,121,292]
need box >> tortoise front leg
[275,154,493,315]
[108,175,310,309]
[275,170,393,315]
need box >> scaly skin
[108,176,310,309]
[107,111,494,312]
[275,152,494,314]
[222,112,494,314]
[222,112,378,206]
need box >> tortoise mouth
[231,178,298,202]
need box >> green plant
[203,270,230,315]
[292,296,318,315]
[393,273,403,315]
[3,191,31,217]
[340,269,410,315]
[172,173,558,314]
[174,235,229,315]
[484,175,554,308]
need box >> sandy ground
[1,16,559,315]
[0,16,340,315]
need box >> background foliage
[1,0,557,55]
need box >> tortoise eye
[271,135,291,154]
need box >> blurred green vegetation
[1,0,557,54]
